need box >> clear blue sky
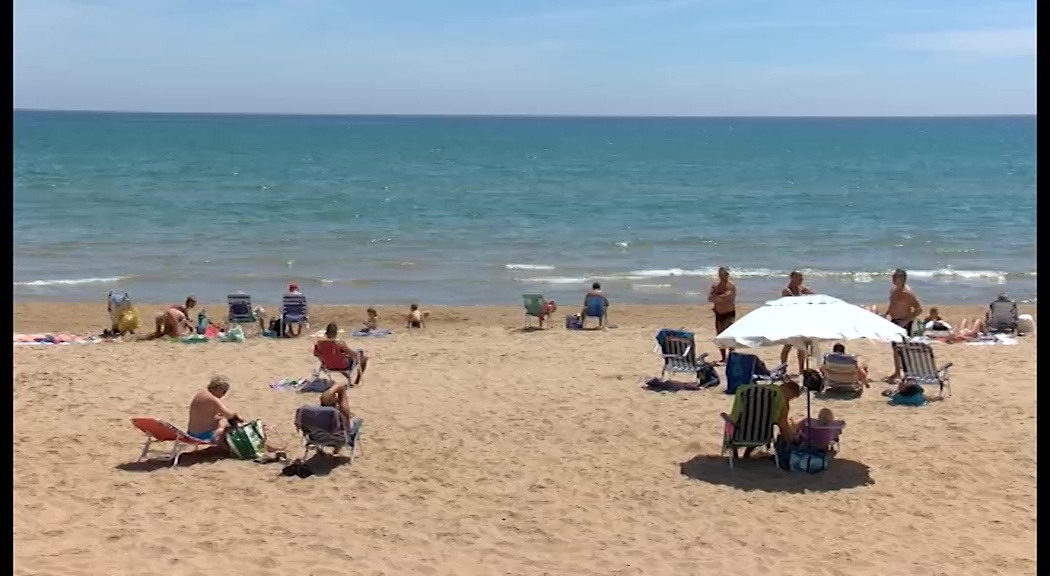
[14,0,1036,116]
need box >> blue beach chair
[280,293,309,336]
[581,294,608,329]
[724,352,787,395]
[227,293,260,336]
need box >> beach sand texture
[14,303,1037,576]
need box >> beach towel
[217,326,246,343]
[177,334,211,344]
[271,378,308,391]
[13,333,103,345]
[966,334,1017,346]
[351,329,392,337]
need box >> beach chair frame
[294,407,363,463]
[522,293,551,329]
[581,294,608,329]
[725,351,789,395]
[227,293,261,336]
[280,293,310,335]
[720,384,782,469]
[820,353,865,396]
[656,332,712,386]
[131,418,213,468]
[987,299,1020,335]
[893,341,953,397]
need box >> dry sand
[13,301,1037,576]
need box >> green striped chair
[720,383,784,468]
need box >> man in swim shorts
[708,266,737,363]
[779,272,813,374]
[885,269,923,380]
[145,296,197,340]
[187,375,239,447]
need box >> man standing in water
[708,267,737,363]
[779,271,813,374]
[886,268,923,380]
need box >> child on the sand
[405,304,427,329]
[362,308,380,333]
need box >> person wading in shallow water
[708,266,737,364]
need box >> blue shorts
[188,429,215,442]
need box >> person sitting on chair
[582,282,610,327]
[820,343,870,388]
[313,323,368,386]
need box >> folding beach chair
[820,352,865,396]
[724,351,787,395]
[654,328,717,387]
[523,293,551,329]
[986,296,1020,334]
[581,294,608,329]
[294,405,363,462]
[280,293,309,336]
[313,340,362,385]
[720,384,783,469]
[130,417,214,467]
[227,293,260,336]
[893,341,953,397]
[797,418,846,453]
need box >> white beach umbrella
[713,294,907,350]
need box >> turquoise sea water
[14,111,1036,306]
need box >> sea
[13,111,1037,307]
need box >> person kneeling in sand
[314,323,369,386]
[145,296,197,340]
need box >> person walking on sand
[779,272,812,374]
[886,268,923,380]
[708,266,737,363]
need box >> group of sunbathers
[183,321,371,458]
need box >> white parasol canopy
[713,294,907,349]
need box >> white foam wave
[505,263,556,271]
[15,276,129,287]
[631,283,672,291]
[515,276,588,285]
[627,267,778,278]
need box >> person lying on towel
[313,322,369,386]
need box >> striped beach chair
[280,293,309,335]
[227,293,260,336]
[893,341,953,397]
[720,383,783,468]
[655,329,716,387]
[820,352,865,396]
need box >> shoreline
[13,300,1037,335]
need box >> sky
[13,0,1037,116]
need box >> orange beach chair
[131,417,214,467]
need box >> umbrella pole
[804,341,812,448]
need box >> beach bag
[565,314,582,330]
[225,419,267,460]
[218,325,245,342]
[789,445,830,474]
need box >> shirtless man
[886,269,923,379]
[187,375,239,447]
[145,296,197,340]
[707,267,737,363]
[779,271,813,374]
[313,322,369,386]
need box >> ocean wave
[631,283,673,291]
[14,276,131,287]
[505,263,556,271]
[514,267,1034,285]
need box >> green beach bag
[225,419,266,460]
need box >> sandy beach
[13,301,1037,576]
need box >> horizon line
[12,108,1036,120]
